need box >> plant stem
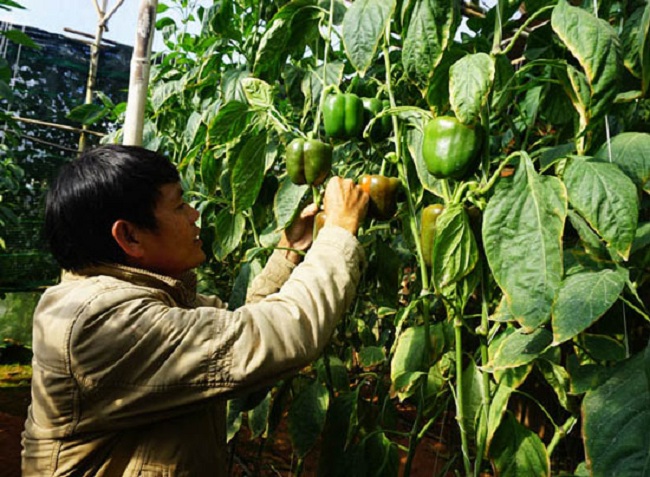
[474,270,492,474]
[501,6,555,57]
[403,380,426,476]
[453,307,473,477]
[311,0,335,137]
[547,415,578,457]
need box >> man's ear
[111,220,145,258]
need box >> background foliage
[3,0,650,475]
[109,0,650,475]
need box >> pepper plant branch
[311,0,335,138]
[453,306,473,477]
[501,5,554,57]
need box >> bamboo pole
[78,0,126,152]
[78,0,107,152]
[14,116,105,137]
[122,0,158,146]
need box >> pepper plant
[124,0,650,475]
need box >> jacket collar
[62,263,199,308]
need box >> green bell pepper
[323,93,364,139]
[286,138,332,186]
[420,203,444,267]
[422,116,482,180]
[362,97,391,141]
[359,174,400,220]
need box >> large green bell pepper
[422,116,482,180]
[286,138,332,186]
[362,97,391,141]
[420,203,444,267]
[359,174,400,220]
[323,93,364,139]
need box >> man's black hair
[45,144,180,271]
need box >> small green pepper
[359,174,400,220]
[422,116,482,180]
[323,93,364,139]
[286,138,332,186]
[362,97,391,141]
[420,204,444,267]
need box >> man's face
[135,182,206,278]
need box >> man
[21,144,368,476]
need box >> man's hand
[278,203,319,264]
[323,177,369,236]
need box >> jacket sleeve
[245,249,297,305]
[66,226,364,430]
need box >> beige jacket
[22,226,364,477]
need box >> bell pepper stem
[311,185,322,209]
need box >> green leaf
[208,101,254,146]
[461,359,484,441]
[486,382,514,453]
[390,325,431,401]
[581,333,627,362]
[567,210,608,259]
[341,0,396,76]
[641,0,650,96]
[489,412,550,476]
[595,132,650,195]
[402,0,460,90]
[363,432,399,476]
[287,381,330,458]
[1,29,39,49]
[317,391,360,475]
[183,111,203,149]
[358,346,386,368]
[273,176,309,230]
[253,0,319,81]
[621,6,646,78]
[552,267,628,345]
[536,359,571,410]
[431,204,479,294]
[375,238,400,307]
[483,153,567,330]
[212,209,246,260]
[486,327,553,371]
[226,397,246,442]
[200,150,221,196]
[151,79,182,112]
[248,391,271,439]
[231,132,267,212]
[551,0,621,126]
[564,157,639,260]
[315,356,349,391]
[556,64,590,135]
[66,103,108,126]
[449,52,495,125]
[582,351,650,477]
[241,77,274,109]
[0,80,11,102]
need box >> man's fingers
[300,202,319,218]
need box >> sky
[0,0,208,51]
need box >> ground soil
[0,385,30,477]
